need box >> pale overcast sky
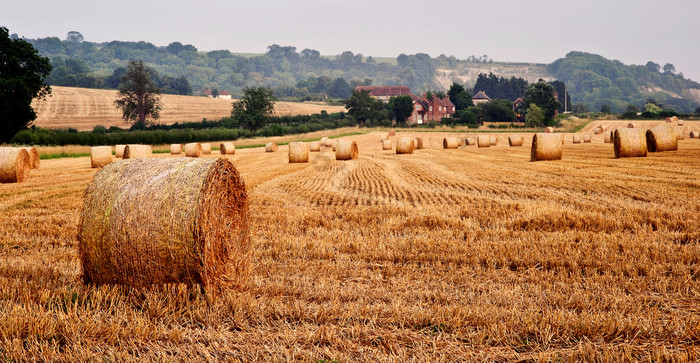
[3,0,699,81]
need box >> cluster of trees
[273,75,370,100]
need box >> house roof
[473,91,491,101]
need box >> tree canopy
[447,82,473,111]
[344,89,386,125]
[114,60,162,127]
[523,81,560,126]
[0,27,52,142]
[389,95,414,124]
[230,86,277,131]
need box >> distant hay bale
[583,134,591,143]
[465,137,476,146]
[674,127,685,140]
[690,131,699,138]
[78,158,249,296]
[443,137,460,149]
[415,137,424,149]
[336,140,359,160]
[123,145,152,159]
[477,135,490,148]
[627,123,635,128]
[265,142,278,152]
[115,145,126,158]
[20,147,40,169]
[508,135,524,146]
[185,143,202,157]
[388,130,396,136]
[201,143,212,155]
[380,134,388,141]
[396,137,415,154]
[90,146,113,168]
[665,117,672,123]
[544,127,554,133]
[614,128,647,158]
[572,134,582,144]
[530,133,563,161]
[489,136,498,146]
[331,140,338,151]
[288,142,309,163]
[382,139,392,150]
[593,126,604,134]
[320,137,329,146]
[0,147,31,183]
[677,119,684,126]
[604,132,612,143]
[170,144,182,155]
[646,125,678,152]
[220,142,236,155]
[309,141,321,152]
[459,137,466,146]
[671,116,679,123]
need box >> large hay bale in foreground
[185,143,202,157]
[78,158,249,295]
[123,145,152,159]
[336,140,358,160]
[544,127,554,133]
[583,134,591,143]
[396,137,415,154]
[382,139,392,150]
[443,137,460,149]
[572,134,582,144]
[309,141,321,152]
[477,135,490,148]
[19,147,40,169]
[170,144,182,155]
[115,145,126,158]
[646,125,678,152]
[614,129,647,158]
[201,143,212,155]
[674,127,685,140]
[508,135,524,146]
[220,142,235,155]
[90,146,113,168]
[531,133,563,161]
[414,137,424,149]
[265,142,278,152]
[0,148,31,183]
[288,142,309,163]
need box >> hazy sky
[3,0,699,81]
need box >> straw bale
[665,117,672,123]
[459,137,466,146]
[690,131,699,138]
[123,145,152,159]
[170,144,182,155]
[465,137,476,146]
[90,146,113,168]
[265,142,278,152]
[380,134,388,141]
[331,140,338,151]
[671,116,679,123]
[677,119,684,126]
[674,127,685,140]
[614,128,647,158]
[646,125,678,152]
[627,123,635,128]
[0,147,31,183]
[604,132,612,143]
[201,143,212,155]
[309,141,321,152]
[78,158,249,296]
[530,133,563,161]
[220,142,236,155]
[489,137,498,146]
[20,147,40,169]
[335,140,358,160]
[396,137,415,154]
[583,134,591,143]
[544,127,554,133]
[185,143,202,157]
[508,135,524,146]
[593,126,604,134]
[415,137,424,149]
[443,137,460,149]
[115,145,126,158]
[477,135,490,148]
[572,134,581,144]
[388,130,396,136]
[382,139,392,150]
[288,142,309,163]
[320,137,329,146]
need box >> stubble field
[1,127,699,361]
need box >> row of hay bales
[287,139,359,163]
[91,142,241,169]
[0,147,40,183]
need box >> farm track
[0,130,699,360]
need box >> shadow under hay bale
[123,145,152,159]
[508,135,524,146]
[220,142,236,155]
[90,146,113,168]
[336,140,358,160]
[0,147,31,183]
[646,125,678,152]
[265,142,278,152]
[531,133,563,161]
[288,142,309,163]
[614,129,647,158]
[477,135,490,148]
[396,137,415,154]
[185,143,202,157]
[78,158,249,297]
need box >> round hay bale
[220,142,236,155]
[265,142,278,152]
[593,127,603,134]
[614,129,647,158]
[0,147,31,183]
[674,126,685,140]
[309,141,321,152]
[489,136,498,146]
[690,131,699,139]
[78,158,249,295]
[572,134,582,144]
[20,147,40,169]
[123,145,152,159]
[458,137,466,146]
[382,139,392,150]
[677,119,684,126]
[530,134,563,162]
[665,117,672,123]
[288,142,309,163]
[170,144,182,155]
[465,137,476,146]
[90,146,113,168]
[336,140,359,160]
[201,143,212,155]
[331,140,338,151]
[627,123,635,128]
[185,143,202,157]
[380,134,388,141]
[544,127,554,133]
[508,135,524,146]
[477,135,490,148]
[671,116,679,123]
[388,130,396,137]
[443,137,460,149]
[415,137,424,149]
[583,134,591,143]
[115,145,126,158]
[604,132,612,143]
[646,125,678,152]
[320,137,329,146]
[396,137,415,154]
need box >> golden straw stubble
[531,133,563,161]
[0,147,31,183]
[614,128,647,158]
[335,140,358,160]
[646,125,678,152]
[288,142,310,163]
[78,158,249,296]
[185,143,202,157]
[220,142,236,155]
[396,137,415,154]
[90,146,113,168]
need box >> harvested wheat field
[30,86,346,131]
[1,131,699,361]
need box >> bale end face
[0,148,31,183]
[335,140,359,160]
[396,137,415,154]
[531,134,563,161]
[614,129,647,158]
[508,135,524,147]
[90,146,113,168]
[443,137,460,149]
[288,142,310,163]
[220,142,236,155]
[123,145,152,159]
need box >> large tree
[0,27,52,142]
[447,82,473,111]
[344,89,385,125]
[389,95,414,124]
[230,86,276,131]
[523,80,560,126]
[114,60,162,127]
